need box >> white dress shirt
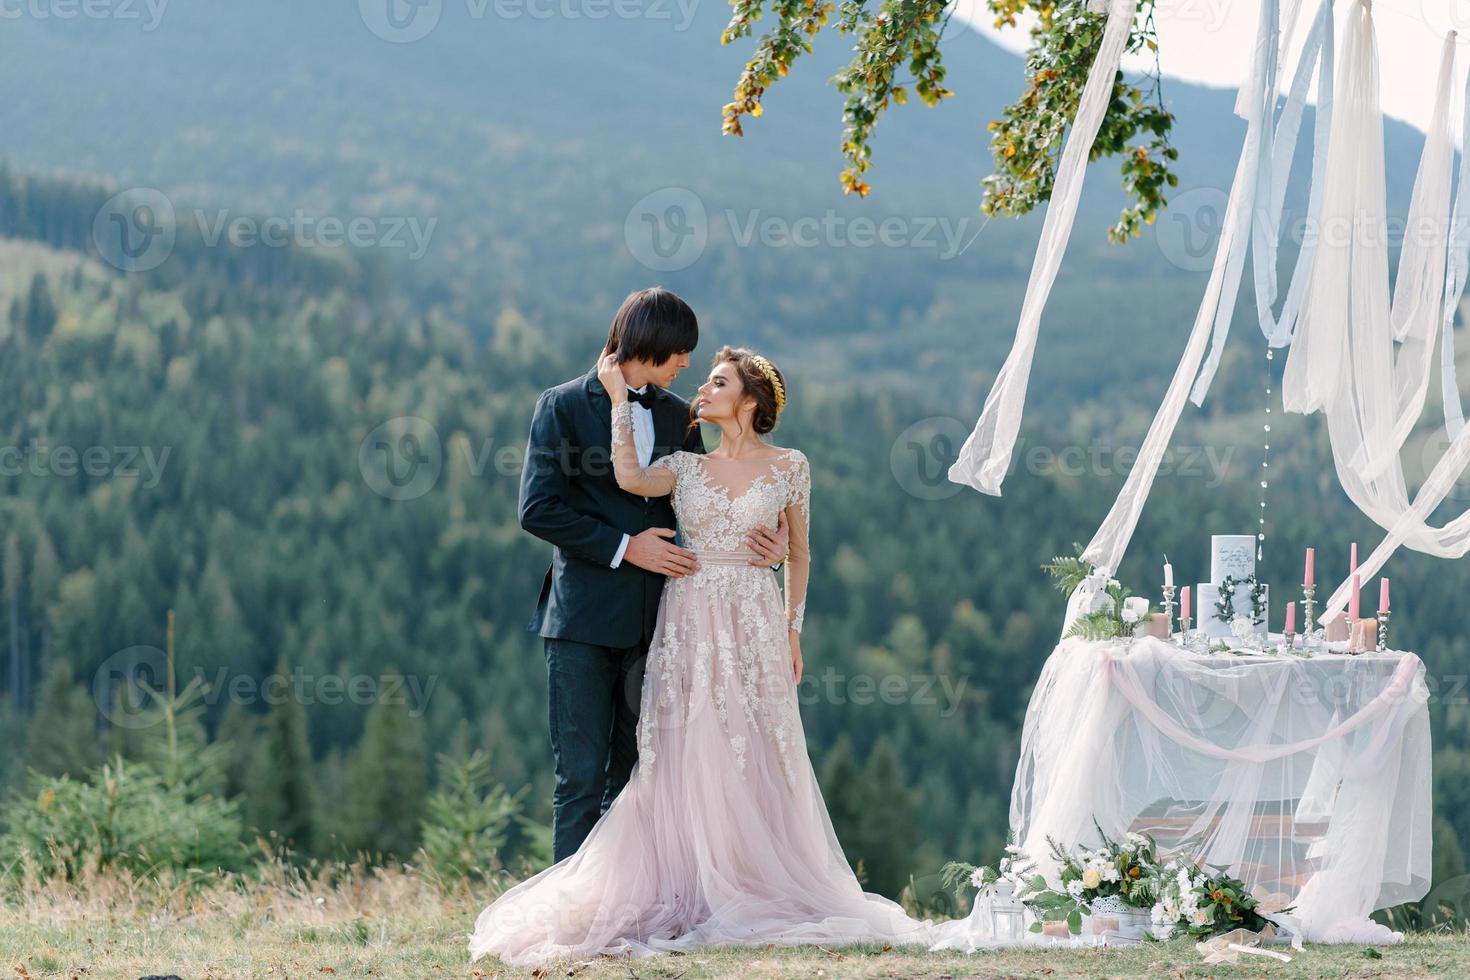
[609,385,655,568]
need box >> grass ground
[2,865,1465,979]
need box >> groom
[519,287,789,861]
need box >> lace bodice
[611,402,811,632]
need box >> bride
[468,346,933,965]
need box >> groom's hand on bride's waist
[744,511,788,568]
[624,527,701,577]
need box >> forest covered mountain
[1,0,1469,906]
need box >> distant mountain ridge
[0,0,1436,412]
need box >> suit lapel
[650,389,686,459]
[583,368,613,446]
[584,368,684,459]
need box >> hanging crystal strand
[1259,347,1274,561]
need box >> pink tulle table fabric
[1010,637,1431,944]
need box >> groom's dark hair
[604,287,699,366]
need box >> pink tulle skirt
[469,561,932,965]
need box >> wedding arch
[947,0,1470,628]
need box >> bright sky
[956,0,1469,134]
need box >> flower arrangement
[1151,859,1287,940]
[940,840,1040,902]
[1022,826,1161,933]
[948,826,1293,941]
[1043,545,1153,642]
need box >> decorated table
[1009,635,1431,944]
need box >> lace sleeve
[610,402,676,497]
[783,452,811,633]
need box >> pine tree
[853,737,918,898]
[419,748,522,881]
[29,530,58,671]
[213,700,259,801]
[24,273,57,341]
[342,674,428,859]
[5,532,22,708]
[818,736,867,882]
[24,660,103,777]
[243,655,319,855]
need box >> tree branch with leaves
[721,0,1177,241]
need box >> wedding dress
[468,403,932,966]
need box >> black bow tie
[626,387,656,407]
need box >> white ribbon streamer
[1074,0,1285,581]
[1440,40,1470,440]
[948,0,1135,496]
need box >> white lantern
[988,879,1027,943]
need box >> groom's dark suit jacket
[520,367,706,649]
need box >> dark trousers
[545,637,646,862]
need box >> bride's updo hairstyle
[709,346,787,435]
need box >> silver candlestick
[1301,583,1320,653]
[1377,610,1391,652]
[1162,584,1177,634]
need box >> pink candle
[1304,548,1315,587]
[1349,572,1361,621]
[1379,577,1389,612]
[1180,586,1191,623]
[1285,601,1296,634]
[1350,542,1358,578]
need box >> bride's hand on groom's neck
[598,353,629,404]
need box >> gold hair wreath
[750,354,786,415]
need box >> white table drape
[1010,637,1431,944]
